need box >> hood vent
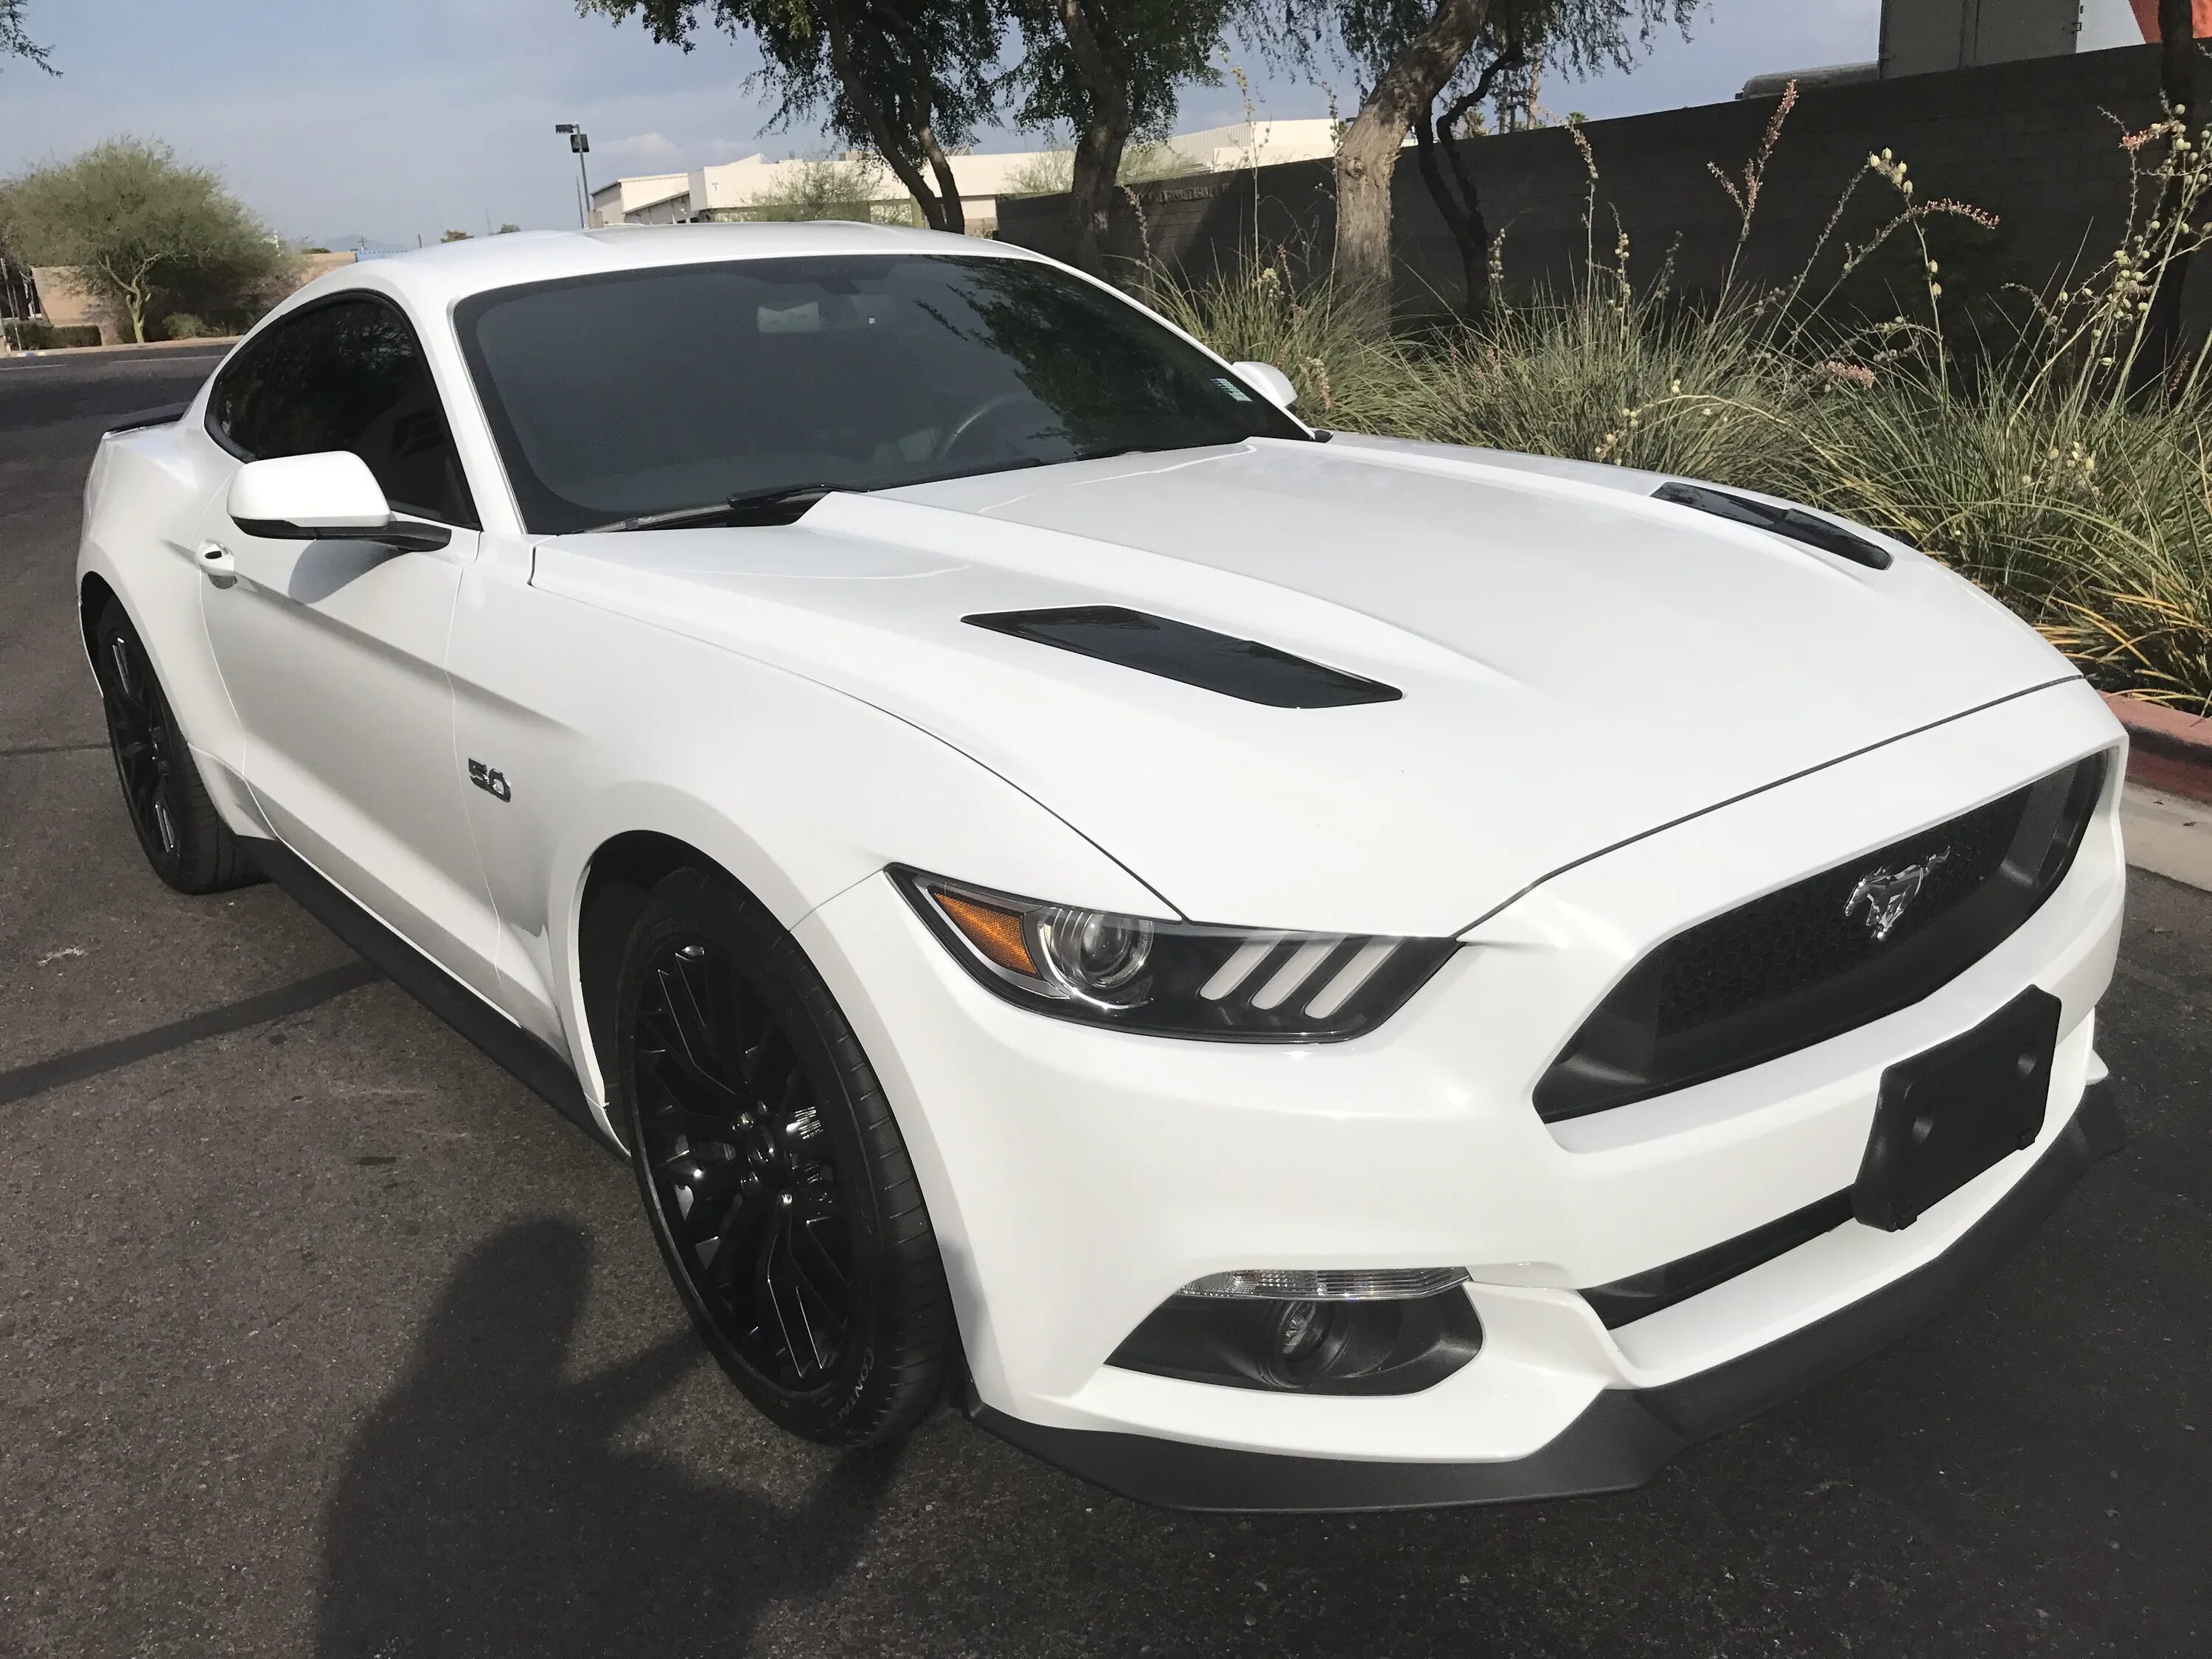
[1653,481,1893,570]
[964,605,1402,709]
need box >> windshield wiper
[592,451,1111,534]
[598,482,846,534]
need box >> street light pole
[554,124,594,228]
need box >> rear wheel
[612,865,956,1446]
[93,599,257,894]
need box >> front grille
[1534,752,2108,1122]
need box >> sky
[0,0,2153,251]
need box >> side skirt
[252,837,617,1156]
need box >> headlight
[896,869,1455,1040]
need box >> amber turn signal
[931,888,1038,977]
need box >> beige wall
[30,249,357,344]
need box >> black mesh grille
[1652,788,2028,1037]
[1534,752,2109,1123]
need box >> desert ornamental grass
[1145,94,2212,711]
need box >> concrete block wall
[998,44,2202,326]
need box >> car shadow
[314,1217,894,1658]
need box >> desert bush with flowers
[1145,88,2212,709]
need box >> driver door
[195,294,502,1003]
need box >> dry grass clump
[1147,97,2212,709]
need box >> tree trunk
[1051,0,1132,276]
[106,262,151,344]
[1333,0,1492,334]
[2137,0,2199,392]
[1409,43,1521,317]
[818,0,958,232]
[916,122,967,234]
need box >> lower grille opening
[1534,751,2108,1123]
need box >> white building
[588,171,693,226]
[588,119,1345,237]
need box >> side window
[208,297,479,528]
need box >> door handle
[197,542,237,588]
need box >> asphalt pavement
[1,349,2207,1658]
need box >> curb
[0,335,240,362]
[2104,693,2212,806]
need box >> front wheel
[612,865,957,1446]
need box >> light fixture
[898,869,1455,1040]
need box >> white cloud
[603,132,682,164]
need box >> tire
[611,863,956,1446]
[93,598,259,895]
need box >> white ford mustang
[79,223,2127,1511]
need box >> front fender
[448,561,1169,1138]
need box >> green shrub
[158,311,212,339]
[2,318,101,349]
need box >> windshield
[456,252,1311,534]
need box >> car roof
[302,222,1047,313]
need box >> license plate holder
[1854,987,2061,1231]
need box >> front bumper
[969,1080,2124,1511]
[793,678,2128,1506]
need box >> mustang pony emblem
[1846,849,1951,942]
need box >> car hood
[530,436,2075,936]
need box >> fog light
[1109,1278,1481,1396]
[1275,1299,1326,1360]
[1178,1267,1469,1301]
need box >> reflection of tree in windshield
[925,259,1274,460]
[464,253,1308,532]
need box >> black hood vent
[1653,481,1894,570]
[964,605,1402,709]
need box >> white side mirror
[1231,360,1300,412]
[227,451,449,551]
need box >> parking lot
[1,348,2207,1658]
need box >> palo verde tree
[582,0,1001,233]
[1001,0,1233,275]
[1294,0,1687,330]
[0,137,292,343]
[1,0,54,76]
[1336,0,1693,317]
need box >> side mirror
[1231,360,1300,412]
[227,452,450,552]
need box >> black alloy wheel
[611,866,956,1445]
[93,599,257,894]
[634,935,855,1389]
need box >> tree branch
[815,0,953,229]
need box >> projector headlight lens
[897,869,1455,1040]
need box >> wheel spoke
[702,1186,773,1288]
[763,1217,838,1379]
[637,1037,739,1116]
[789,1211,851,1299]
[660,956,727,1083]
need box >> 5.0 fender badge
[467,759,512,802]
